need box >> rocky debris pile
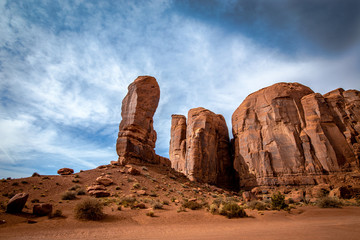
[116,76,170,167]
[57,168,74,175]
[169,108,236,188]
[6,193,29,213]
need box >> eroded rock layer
[116,76,170,166]
[232,82,359,187]
[170,108,235,188]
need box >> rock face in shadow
[116,76,170,166]
[169,108,236,188]
[232,82,359,188]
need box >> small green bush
[146,211,155,217]
[247,200,268,210]
[75,198,104,221]
[120,197,137,208]
[61,191,77,200]
[209,203,218,214]
[219,202,247,219]
[152,201,163,209]
[182,201,203,210]
[77,189,86,195]
[317,197,343,208]
[69,185,81,191]
[271,192,288,210]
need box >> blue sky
[0,0,359,178]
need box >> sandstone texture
[232,82,359,187]
[169,108,235,188]
[116,76,170,166]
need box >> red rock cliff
[232,82,359,187]
[169,108,235,188]
[116,76,170,166]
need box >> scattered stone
[89,190,110,198]
[136,190,147,195]
[242,191,256,202]
[87,185,106,192]
[127,167,141,175]
[33,203,53,216]
[110,161,119,166]
[57,168,74,175]
[188,198,197,202]
[6,193,29,213]
[96,176,113,186]
[27,219,37,224]
[31,172,40,177]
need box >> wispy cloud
[0,0,359,178]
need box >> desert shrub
[146,211,155,217]
[133,183,140,189]
[21,180,29,184]
[219,202,247,219]
[31,199,40,203]
[182,201,203,210]
[12,182,19,186]
[177,206,186,213]
[209,203,218,214]
[42,176,50,180]
[317,197,343,208]
[75,198,104,221]
[72,179,80,183]
[120,197,137,208]
[74,174,80,178]
[61,191,77,200]
[142,166,148,171]
[115,186,121,190]
[162,200,170,205]
[117,206,122,211]
[271,192,288,210]
[49,209,63,219]
[0,201,7,210]
[247,200,268,211]
[77,189,86,195]
[288,198,295,204]
[69,185,81,191]
[152,201,163,209]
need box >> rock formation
[232,82,359,188]
[169,107,236,188]
[116,76,170,166]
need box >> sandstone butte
[232,82,360,188]
[169,108,236,188]
[116,76,170,166]
[118,77,359,189]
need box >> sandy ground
[1,206,360,240]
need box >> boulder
[242,191,257,202]
[89,190,110,198]
[87,185,106,192]
[33,204,53,216]
[136,190,147,195]
[96,176,113,186]
[116,76,170,166]
[169,108,235,188]
[6,193,29,213]
[57,168,74,175]
[127,167,141,175]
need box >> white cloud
[0,0,359,177]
